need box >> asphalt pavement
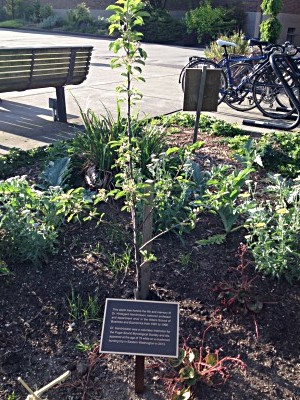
[0,29,298,155]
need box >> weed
[196,233,226,246]
[178,253,192,268]
[6,392,19,400]
[106,245,132,274]
[67,289,100,323]
[75,340,94,352]
[67,288,83,320]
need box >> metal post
[193,66,207,144]
[56,87,67,123]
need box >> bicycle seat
[216,39,237,47]
[248,38,268,47]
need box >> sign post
[183,67,221,143]
[100,298,179,393]
[100,299,179,357]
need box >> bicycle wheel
[181,58,227,105]
[223,62,257,112]
[252,67,297,119]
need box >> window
[287,27,296,44]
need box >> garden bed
[1,127,300,400]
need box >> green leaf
[204,353,217,366]
[196,234,226,246]
[166,147,180,156]
[169,348,186,367]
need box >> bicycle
[179,37,269,111]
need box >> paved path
[0,29,298,154]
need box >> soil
[1,131,300,400]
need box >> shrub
[39,14,63,29]
[64,2,99,33]
[260,16,281,43]
[0,176,96,265]
[204,32,250,60]
[185,0,224,45]
[258,132,300,178]
[40,3,53,19]
[140,8,185,44]
[245,174,300,282]
[0,6,9,21]
[260,0,282,43]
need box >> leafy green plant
[71,106,125,189]
[0,259,10,276]
[245,174,300,282]
[258,132,300,178]
[147,143,203,234]
[198,115,244,137]
[154,112,196,129]
[168,328,246,399]
[40,3,53,19]
[194,164,254,233]
[38,157,71,188]
[39,14,63,29]
[0,146,48,179]
[67,288,83,321]
[6,392,19,400]
[196,233,226,246]
[209,120,244,137]
[178,253,192,268]
[0,176,98,265]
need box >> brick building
[46,0,300,45]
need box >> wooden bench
[0,46,93,122]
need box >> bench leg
[56,87,67,123]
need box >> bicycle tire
[223,62,257,112]
[180,58,227,105]
[252,67,297,119]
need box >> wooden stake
[18,371,71,400]
[139,179,154,300]
[17,377,41,400]
[34,370,70,397]
[134,180,154,394]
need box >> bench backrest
[0,46,93,93]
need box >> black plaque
[100,298,179,358]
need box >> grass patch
[0,19,25,28]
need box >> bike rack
[243,53,300,130]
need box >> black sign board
[100,299,179,358]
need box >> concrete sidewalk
[0,29,298,155]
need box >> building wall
[44,0,300,45]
